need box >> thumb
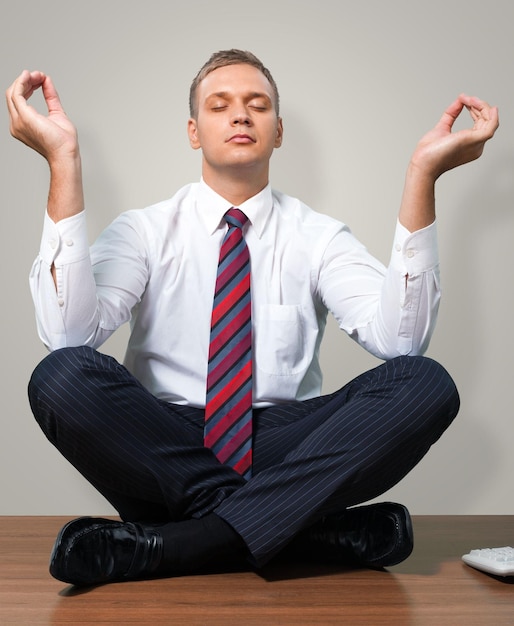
[41,75,65,116]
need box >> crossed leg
[28,346,459,575]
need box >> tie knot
[225,207,248,230]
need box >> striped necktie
[204,208,253,480]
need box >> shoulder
[105,183,197,235]
[271,188,349,233]
[125,183,198,222]
[94,184,198,251]
[270,189,369,265]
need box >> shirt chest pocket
[254,304,316,376]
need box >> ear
[187,118,201,150]
[274,117,284,148]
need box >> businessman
[6,49,498,586]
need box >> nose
[231,109,251,126]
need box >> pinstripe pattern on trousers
[28,346,459,567]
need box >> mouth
[227,134,256,144]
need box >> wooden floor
[1,516,512,625]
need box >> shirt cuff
[39,210,90,266]
[390,219,439,274]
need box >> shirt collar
[197,179,273,239]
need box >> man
[6,50,498,586]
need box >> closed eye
[248,97,271,111]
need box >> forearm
[380,220,440,356]
[47,151,84,222]
[30,210,104,350]
[398,162,436,233]
[46,152,85,286]
[30,254,103,350]
[30,209,147,351]
[322,222,440,359]
[369,247,440,358]
[336,264,440,360]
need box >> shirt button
[395,243,401,252]
[57,298,65,307]
[65,239,74,247]
[49,239,57,249]
[406,249,416,258]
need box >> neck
[202,164,269,206]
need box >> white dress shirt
[30,180,440,407]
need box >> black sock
[155,513,247,574]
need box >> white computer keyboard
[462,546,514,576]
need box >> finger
[459,94,498,121]
[6,71,48,144]
[15,70,45,99]
[473,102,499,128]
[459,93,492,111]
[434,97,465,132]
[5,71,33,124]
[441,94,499,140]
[5,71,30,114]
[8,70,46,114]
[462,97,499,138]
[40,74,65,115]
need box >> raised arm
[398,94,499,232]
[6,70,84,223]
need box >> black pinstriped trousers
[28,346,459,566]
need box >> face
[188,64,283,181]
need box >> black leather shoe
[296,502,413,568]
[49,517,163,586]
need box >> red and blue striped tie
[204,208,253,480]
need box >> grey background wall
[1,0,512,516]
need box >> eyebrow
[205,91,272,103]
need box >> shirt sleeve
[318,219,440,359]
[29,210,143,350]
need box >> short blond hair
[189,49,280,118]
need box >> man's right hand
[6,70,84,224]
[6,70,79,164]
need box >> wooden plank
[0,516,512,625]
